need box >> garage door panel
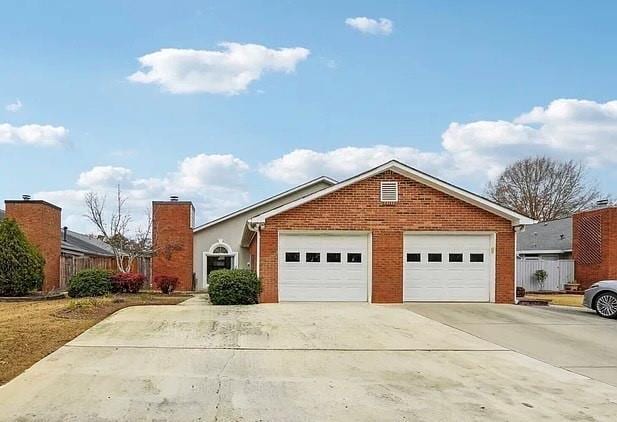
[279,233,368,302]
[404,234,491,302]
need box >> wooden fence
[516,259,575,292]
[59,255,152,289]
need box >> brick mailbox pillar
[152,198,195,291]
[5,198,61,293]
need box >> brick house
[189,160,533,304]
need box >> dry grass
[525,294,584,307]
[0,293,190,385]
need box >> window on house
[306,252,321,263]
[327,253,341,263]
[407,253,421,262]
[347,253,362,263]
[449,253,463,263]
[428,253,442,262]
[285,252,300,262]
[380,181,398,202]
[213,246,229,254]
[470,253,484,263]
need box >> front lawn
[525,294,583,307]
[0,293,190,385]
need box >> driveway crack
[214,349,235,422]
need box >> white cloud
[345,17,393,35]
[260,146,449,184]
[128,43,310,95]
[5,99,22,112]
[77,166,133,188]
[0,123,68,146]
[35,153,250,233]
[262,99,617,185]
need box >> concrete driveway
[406,302,617,387]
[1,297,616,421]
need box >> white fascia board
[517,249,572,254]
[193,176,336,233]
[249,160,536,226]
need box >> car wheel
[595,292,617,318]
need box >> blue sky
[2,1,617,231]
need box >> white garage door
[404,234,492,302]
[279,233,369,301]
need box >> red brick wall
[258,170,515,303]
[152,201,194,291]
[573,207,617,289]
[5,200,61,293]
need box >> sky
[2,0,617,233]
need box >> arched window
[208,239,233,255]
[212,246,228,254]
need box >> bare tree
[485,157,601,221]
[84,186,162,273]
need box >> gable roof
[193,176,336,233]
[249,160,535,226]
[517,217,572,254]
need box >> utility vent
[380,181,398,202]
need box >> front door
[207,255,233,279]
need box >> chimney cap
[22,194,31,200]
[169,195,179,202]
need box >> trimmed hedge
[153,275,179,294]
[208,269,261,305]
[0,218,45,296]
[67,268,113,298]
[111,272,146,293]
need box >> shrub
[0,218,45,296]
[67,268,113,298]
[153,275,179,294]
[208,269,261,305]
[534,269,548,290]
[111,272,146,293]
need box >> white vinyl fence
[517,259,575,292]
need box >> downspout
[247,222,263,277]
[513,224,526,304]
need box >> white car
[583,280,617,318]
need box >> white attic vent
[380,181,398,202]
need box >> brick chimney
[152,197,194,290]
[4,197,61,292]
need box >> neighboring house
[61,228,115,258]
[192,160,533,303]
[517,217,572,260]
[193,176,336,289]
[1,208,114,258]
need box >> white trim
[203,240,239,289]
[517,249,572,254]
[249,160,535,226]
[193,176,336,232]
[402,231,496,303]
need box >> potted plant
[564,279,581,292]
[534,269,548,291]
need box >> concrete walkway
[1,296,616,421]
[406,302,617,387]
